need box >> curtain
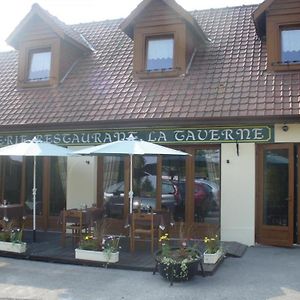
[57,157,67,199]
[147,38,173,70]
[103,156,124,218]
[28,51,51,81]
[281,29,300,62]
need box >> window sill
[270,62,300,72]
[18,80,53,89]
[135,68,182,79]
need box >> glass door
[256,144,294,246]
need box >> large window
[146,37,174,71]
[1,156,23,204]
[103,156,125,219]
[28,49,51,81]
[194,149,220,224]
[281,28,300,63]
[162,155,186,222]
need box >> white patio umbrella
[0,137,74,242]
[75,134,189,213]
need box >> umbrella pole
[32,156,37,242]
[129,154,133,214]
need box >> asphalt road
[0,245,299,300]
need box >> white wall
[66,146,97,209]
[275,123,300,142]
[221,143,255,246]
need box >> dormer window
[28,48,51,81]
[281,28,300,63]
[17,40,59,88]
[146,36,174,71]
[132,26,183,79]
[253,0,300,72]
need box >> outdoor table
[0,204,25,220]
[0,204,26,229]
[125,210,174,231]
[58,207,105,229]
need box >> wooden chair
[61,209,89,247]
[130,211,155,253]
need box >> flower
[0,217,26,244]
[157,233,200,281]
[79,234,101,251]
[203,234,220,254]
[79,234,120,253]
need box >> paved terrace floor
[0,246,299,300]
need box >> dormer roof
[252,0,275,37]
[120,0,209,43]
[6,3,94,52]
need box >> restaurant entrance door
[256,144,297,247]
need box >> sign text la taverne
[0,126,273,146]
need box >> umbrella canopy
[0,137,74,241]
[75,134,189,213]
[0,137,73,157]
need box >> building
[0,0,299,247]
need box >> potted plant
[154,233,204,285]
[75,234,120,263]
[0,217,27,253]
[203,234,223,264]
[75,219,120,264]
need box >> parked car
[173,179,220,221]
[104,175,178,217]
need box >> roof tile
[0,5,300,128]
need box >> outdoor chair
[130,211,155,253]
[61,209,89,247]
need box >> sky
[0,0,263,52]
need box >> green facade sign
[0,125,274,146]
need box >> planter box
[0,241,27,253]
[154,248,203,285]
[203,249,223,264]
[75,248,119,263]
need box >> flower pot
[75,248,119,263]
[203,249,222,264]
[0,241,27,253]
[155,248,201,283]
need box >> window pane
[162,155,186,221]
[49,157,67,216]
[133,156,157,211]
[194,149,220,224]
[2,156,23,204]
[281,29,300,62]
[263,149,289,226]
[103,157,125,219]
[146,38,173,71]
[28,50,51,81]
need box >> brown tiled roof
[0,4,300,129]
